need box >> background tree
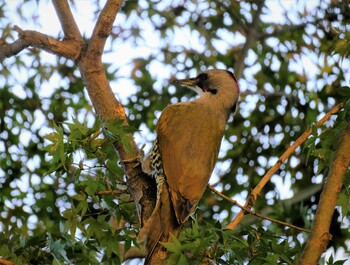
[0,0,350,264]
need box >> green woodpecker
[140,69,240,264]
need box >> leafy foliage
[163,219,303,265]
[1,0,350,264]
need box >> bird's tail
[138,182,181,265]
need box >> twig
[299,121,350,264]
[95,189,124,195]
[208,186,311,233]
[226,101,345,230]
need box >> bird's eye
[197,73,208,81]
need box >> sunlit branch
[0,258,15,265]
[0,1,84,61]
[87,0,123,57]
[226,101,345,230]
[52,0,82,40]
[299,121,350,264]
[0,25,81,60]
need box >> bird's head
[171,69,240,113]
[171,69,239,111]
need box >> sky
[2,0,350,263]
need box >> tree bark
[0,0,156,251]
[299,121,350,264]
[72,0,156,228]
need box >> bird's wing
[156,102,225,224]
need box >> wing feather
[156,102,226,223]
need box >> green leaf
[62,209,73,219]
[49,239,70,263]
[334,39,346,54]
[327,254,347,265]
[176,254,189,265]
[67,117,89,141]
[337,86,350,97]
[76,200,88,217]
[72,192,87,201]
[336,193,349,219]
[70,219,77,241]
[103,118,138,152]
[42,122,67,173]
[162,233,182,253]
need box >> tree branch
[87,0,122,58]
[226,101,345,230]
[0,0,156,236]
[52,0,82,40]
[74,0,156,228]
[299,121,350,264]
[0,0,83,61]
[233,1,264,79]
[208,186,310,233]
[0,25,82,61]
[95,189,125,196]
[77,0,126,121]
[0,259,15,265]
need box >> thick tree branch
[73,0,156,227]
[299,121,350,264]
[226,101,345,230]
[0,1,83,61]
[88,0,121,57]
[0,1,84,61]
[76,0,125,121]
[52,0,82,40]
[0,26,81,61]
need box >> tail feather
[139,183,181,265]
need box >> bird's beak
[170,78,197,87]
[170,77,204,95]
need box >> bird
[139,69,240,264]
